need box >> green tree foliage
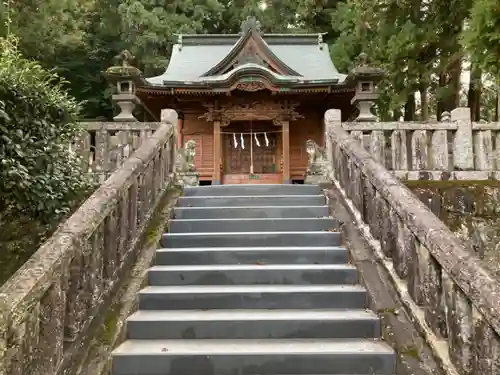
[464,0,500,80]
[0,36,94,223]
[2,0,499,121]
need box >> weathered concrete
[147,264,358,285]
[327,187,444,375]
[139,284,368,310]
[177,195,326,207]
[328,120,500,375]
[126,309,380,339]
[341,107,500,177]
[183,184,323,196]
[173,205,330,219]
[408,180,500,277]
[112,184,395,375]
[162,231,342,248]
[154,246,349,265]
[78,121,161,182]
[76,188,181,375]
[169,218,339,233]
[112,339,396,375]
[0,119,178,375]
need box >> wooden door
[223,121,279,175]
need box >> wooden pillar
[176,117,183,149]
[213,120,222,185]
[281,120,290,184]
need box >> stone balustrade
[340,108,500,180]
[327,109,500,375]
[0,113,177,375]
[75,122,161,182]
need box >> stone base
[305,174,332,188]
[176,172,200,188]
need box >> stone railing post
[430,112,450,170]
[161,109,179,182]
[452,108,474,170]
[324,109,342,164]
[391,129,408,170]
[161,109,179,145]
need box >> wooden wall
[290,111,323,181]
[178,96,325,183]
[180,109,323,183]
[182,113,214,180]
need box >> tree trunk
[419,82,429,121]
[393,108,402,121]
[447,58,462,111]
[404,93,416,121]
[468,63,482,121]
[496,89,500,122]
[437,73,446,121]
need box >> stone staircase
[111,184,396,375]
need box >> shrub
[0,36,94,224]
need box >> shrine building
[111,17,382,185]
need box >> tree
[464,0,500,81]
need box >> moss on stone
[377,307,397,314]
[142,185,182,247]
[99,302,122,346]
[406,180,500,276]
[400,345,420,359]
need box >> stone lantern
[347,53,385,122]
[104,50,143,122]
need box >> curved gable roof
[201,23,301,77]
[145,19,347,88]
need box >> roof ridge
[177,33,324,46]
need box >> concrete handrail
[0,119,177,375]
[328,121,500,375]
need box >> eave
[136,85,355,96]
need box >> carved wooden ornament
[200,101,303,126]
[235,81,266,92]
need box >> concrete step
[183,184,323,197]
[147,264,358,285]
[155,246,349,265]
[169,218,339,233]
[138,284,367,310]
[126,309,380,340]
[161,231,342,248]
[111,338,396,375]
[178,195,325,207]
[173,205,330,219]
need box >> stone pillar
[451,107,474,170]
[112,92,137,122]
[213,120,222,185]
[280,120,291,184]
[324,109,341,163]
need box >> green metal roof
[145,33,347,88]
